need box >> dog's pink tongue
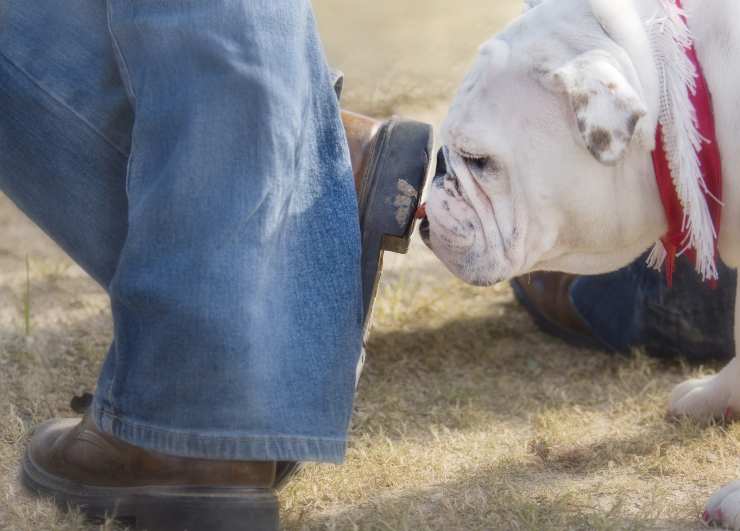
[415,203,427,219]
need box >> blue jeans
[572,254,736,362]
[0,0,363,463]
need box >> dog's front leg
[670,280,740,529]
[667,279,740,421]
[704,481,740,530]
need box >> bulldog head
[421,0,667,286]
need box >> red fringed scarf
[650,0,723,287]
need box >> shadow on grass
[356,303,716,438]
[283,456,705,531]
[2,264,731,531]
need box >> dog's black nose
[419,216,431,246]
[432,147,447,188]
[419,148,447,247]
[436,147,447,175]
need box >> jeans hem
[92,402,347,463]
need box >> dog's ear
[547,50,648,166]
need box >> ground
[2,1,740,530]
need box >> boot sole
[358,118,434,318]
[21,451,279,531]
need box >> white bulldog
[422,0,740,527]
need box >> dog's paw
[705,482,740,530]
[668,374,729,421]
[668,359,739,422]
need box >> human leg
[4,1,362,460]
[0,0,132,288]
[511,255,736,362]
[91,0,363,462]
[3,3,432,529]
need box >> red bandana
[651,0,723,287]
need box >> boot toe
[27,418,80,472]
[511,273,601,349]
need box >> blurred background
[313,0,522,278]
[315,0,521,122]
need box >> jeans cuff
[91,401,347,464]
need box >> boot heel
[357,118,435,318]
[135,489,279,531]
[359,119,435,255]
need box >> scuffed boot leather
[22,413,279,530]
[510,272,601,349]
[342,110,382,192]
[341,110,434,318]
[26,414,277,488]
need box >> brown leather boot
[510,272,602,349]
[21,111,434,531]
[22,414,279,530]
[341,110,434,320]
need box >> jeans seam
[105,0,137,199]
[104,0,138,409]
[0,49,128,159]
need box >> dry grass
[1,196,738,530]
[281,265,739,531]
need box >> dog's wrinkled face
[422,0,667,286]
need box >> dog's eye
[461,154,490,173]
